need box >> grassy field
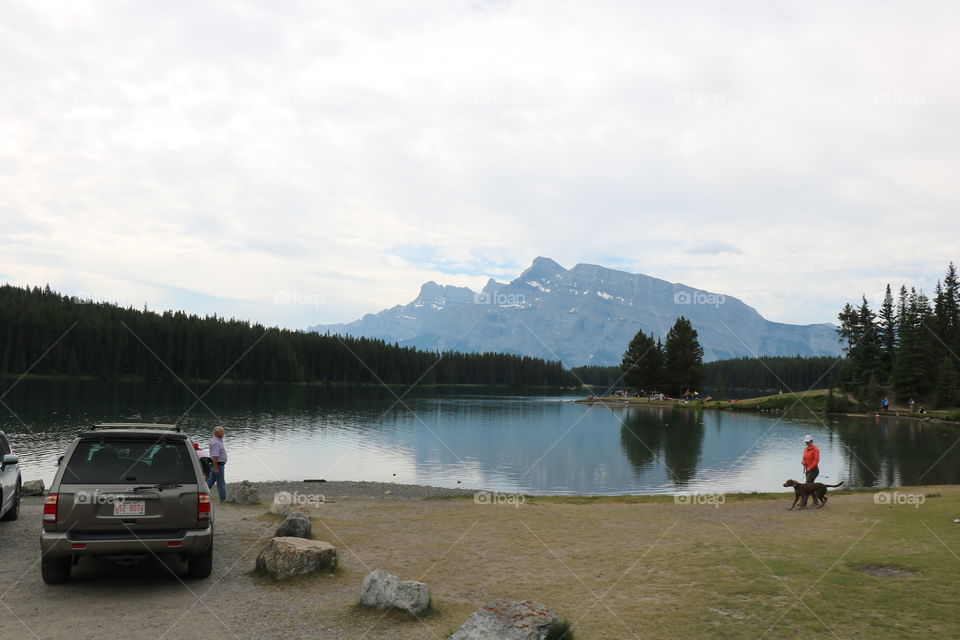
[9,487,956,639]
[298,487,960,639]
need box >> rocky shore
[249,479,476,501]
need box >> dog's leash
[801,464,829,480]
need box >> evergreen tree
[714,377,727,401]
[944,263,960,341]
[861,373,881,411]
[896,285,909,333]
[620,330,663,392]
[893,289,938,399]
[877,284,897,383]
[934,356,960,409]
[662,317,704,395]
[0,284,578,387]
[837,297,881,389]
[703,356,840,396]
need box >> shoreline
[578,393,960,425]
[239,479,943,501]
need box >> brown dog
[783,479,844,510]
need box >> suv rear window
[62,439,197,484]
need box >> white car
[0,430,21,522]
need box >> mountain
[309,257,841,366]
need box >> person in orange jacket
[801,435,820,483]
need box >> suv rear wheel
[0,482,19,521]
[187,540,213,579]
[41,555,71,584]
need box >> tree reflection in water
[619,406,705,488]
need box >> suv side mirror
[1,453,17,467]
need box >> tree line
[0,284,576,387]
[620,316,705,395]
[837,262,960,408]
[703,355,841,398]
[574,355,842,399]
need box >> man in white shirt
[206,425,228,502]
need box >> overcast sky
[2,0,958,329]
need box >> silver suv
[40,423,214,584]
[0,429,21,522]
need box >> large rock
[360,568,431,616]
[226,480,261,505]
[276,511,312,539]
[270,491,310,516]
[449,599,562,640]
[21,480,45,496]
[255,537,337,580]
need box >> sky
[2,0,959,330]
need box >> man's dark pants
[805,466,819,483]
[207,462,227,501]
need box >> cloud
[1,0,959,329]
[687,243,744,256]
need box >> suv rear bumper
[40,525,212,558]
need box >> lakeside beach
[4,480,957,639]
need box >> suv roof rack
[90,423,181,433]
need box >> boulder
[270,491,310,516]
[225,480,261,505]
[360,568,430,616]
[21,479,45,496]
[255,537,337,580]
[449,599,561,640]
[276,511,312,539]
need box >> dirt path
[2,483,958,639]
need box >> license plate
[114,500,145,516]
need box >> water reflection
[833,415,960,487]
[1,380,958,494]
[618,407,698,486]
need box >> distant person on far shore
[207,425,228,502]
[881,396,889,413]
[801,435,820,483]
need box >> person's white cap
[803,435,813,442]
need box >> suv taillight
[43,494,58,523]
[198,492,211,522]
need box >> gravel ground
[0,481,473,640]
[9,482,954,639]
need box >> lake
[2,380,958,494]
